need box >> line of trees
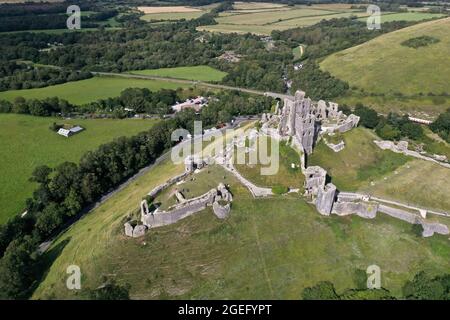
[352,103,424,141]
[302,270,450,300]
[430,108,450,143]
[0,61,92,91]
[0,97,74,116]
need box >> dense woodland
[302,270,450,300]
[0,1,118,32]
[0,61,92,91]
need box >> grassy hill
[309,128,410,190]
[32,151,450,300]
[320,18,450,96]
[0,114,158,223]
[309,127,450,213]
[0,76,183,105]
[32,125,450,299]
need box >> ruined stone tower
[279,90,316,155]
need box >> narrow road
[91,71,293,100]
[92,71,267,95]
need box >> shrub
[302,281,339,300]
[401,36,440,49]
[272,185,289,195]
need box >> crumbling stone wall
[139,183,233,230]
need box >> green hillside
[320,18,450,96]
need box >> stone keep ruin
[124,89,448,239]
[261,90,360,156]
[262,90,448,238]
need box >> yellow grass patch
[137,6,202,14]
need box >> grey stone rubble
[324,139,345,152]
[305,170,449,237]
[133,179,233,233]
[123,221,148,238]
[374,140,450,169]
[378,204,449,237]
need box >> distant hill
[320,17,450,96]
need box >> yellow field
[232,1,286,10]
[137,6,202,14]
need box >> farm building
[57,126,84,137]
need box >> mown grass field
[357,12,446,23]
[129,65,227,82]
[32,144,450,300]
[308,128,410,191]
[197,4,437,35]
[197,5,363,35]
[321,17,450,96]
[359,159,450,213]
[309,127,450,213]
[141,11,205,21]
[139,5,211,22]
[0,76,184,105]
[0,114,158,224]
[235,137,305,189]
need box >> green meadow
[321,18,450,97]
[0,114,158,223]
[0,76,184,105]
[129,65,227,82]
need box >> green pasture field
[197,4,369,35]
[0,114,158,224]
[320,18,450,97]
[336,93,450,118]
[357,12,446,23]
[235,138,305,189]
[141,11,205,21]
[308,127,410,191]
[0,76,184,105]
[129,65,227,82]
